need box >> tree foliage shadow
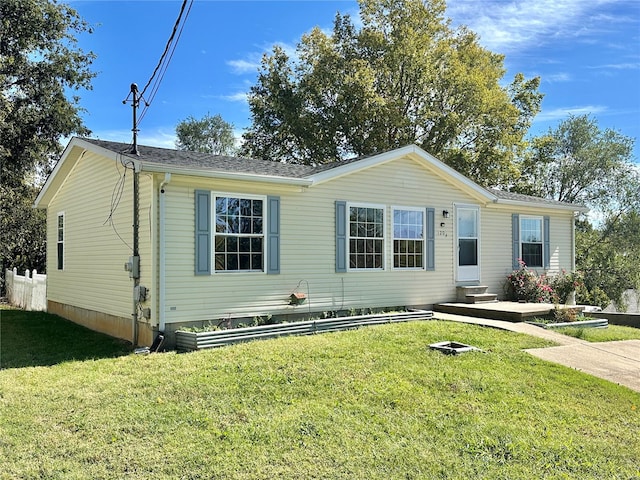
[0,308,132,369]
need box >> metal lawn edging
[526,318,608,330]
[175,310,433,351]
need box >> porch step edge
[465,293,499,304]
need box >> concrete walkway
[433,312,640,393]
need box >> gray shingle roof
[488,188,585,209]
[83,138,316,178]
[81,138,585,210]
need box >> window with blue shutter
[513,214,550,270]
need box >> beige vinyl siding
[481,205,575,298]
[162,157,480,323]
[46,151,153,319]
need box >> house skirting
[47,300,154,346]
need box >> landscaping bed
[526,318,608,330]
[176,310,433,351]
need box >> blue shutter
[512,214,520,270]
[267,196,280,274]
[195,190,211,275]
[335,201,347,273]
[543,216,550,269]
[426,207,435,271]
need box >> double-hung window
[214,195,265,272]
[393,207,424,269]
[57,212,64,270]
[520,216,543,268]
[348,204,385,269]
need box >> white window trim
[57,212,65,271]
[520,215,544,268]
[212,192,267,274]
[391,206,426,271]
[347,202,386,272]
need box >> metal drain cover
[429,341,481,355]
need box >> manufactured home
[35,138,586,347]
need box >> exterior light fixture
[442,210,450,218]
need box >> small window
[57,213,64,270]
[214,196,265,272]
[393,208,424,269]
[520,217,543,268]
[348,204,385,270]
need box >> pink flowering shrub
[549,269,584,304]
[505,259,555,303]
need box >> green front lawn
[554,324,640,342]
[0,306,131,368]
[0,308,638,479]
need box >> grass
[1,308,639,479]
[0,306,131,368]
[554,324,640,342]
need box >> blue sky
[71,0,640,161]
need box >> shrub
[505,259,554,303]
[552,306,579,323]
[550,269,584,304]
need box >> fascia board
[490,198,590,213]
[139,162,313,187]
[34,138,142,208]
[34,140,77,208]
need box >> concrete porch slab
[434,301,583,322]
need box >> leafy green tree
[175,113,237,155]
[575,213,640,310]
[516,115,639,310]
[1,0,94,293]
[1,0,95,187]
[242,0,542,186]
[0,184,47,290]
[515,115,638,214]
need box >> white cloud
[227,57,261,74]
[534,105,608,122]
[544,73,572,83]
[589,62,640,70]
[227,40,299,76]
[220,92,248,103]
[446,0,619,53]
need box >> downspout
[158,173,171,333]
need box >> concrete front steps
[436,285,564,322]
[456,285,498,304]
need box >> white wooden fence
[4,268,47,311]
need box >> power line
[137,0,193,125]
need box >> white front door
[456,206,480,282]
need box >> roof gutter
[139,162,313,187]
[491,197,590,213]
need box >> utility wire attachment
[122,83,150,155]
